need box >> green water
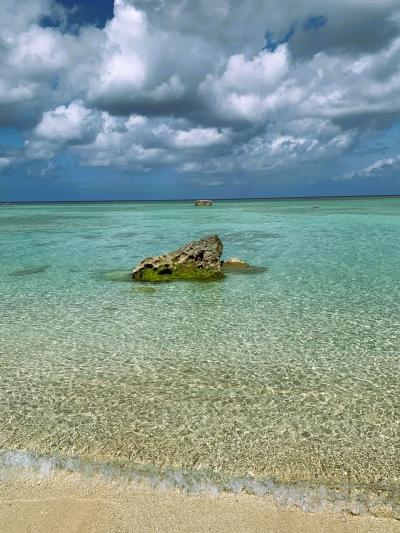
[1,198,399,513]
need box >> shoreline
[1,472,400,533]
[1,449,399,520]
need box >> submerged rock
[135,286,157,294]
[132,235,223,281]
[9,265,50,277]
[194,199,213,206]
[223,257,249,269]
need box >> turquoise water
[1,198,400,514]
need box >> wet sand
[0,473,399,533]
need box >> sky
[1,0,400,200]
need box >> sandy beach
[0,472,399,533]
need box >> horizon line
[2,193,400,204]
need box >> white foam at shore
[0,449,398,519]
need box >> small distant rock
[132,235,223,282]
[194,199,213,206]
[223,257,249,269]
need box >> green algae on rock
[132,235,223,282]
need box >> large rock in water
[132,235,223,281]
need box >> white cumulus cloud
[1,0,400,187]
[338,156,400,180]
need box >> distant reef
[194,199,213,206]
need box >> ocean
[1,197,399,516]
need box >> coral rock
[132,235,223,281]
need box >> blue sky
[1,0,400,200]
[54,0,114,27]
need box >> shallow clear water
[1,198,400,513]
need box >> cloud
[201,37,400,127]
[0,0,102,128]
[24,101,98,159]
[8,26,68,76]
[1,0,400,189]
[199,45,290,123]
[0,80,35,106]
[73,112,173,171]
[34,101,96,143]
[85,0,217,118]
[91,1,147,98]
[71,114,231,173]
[173,127,229,149]
[178,118,355,180]
[338,156,400,180]
[154,125,230,149]
[0,156,12,171]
